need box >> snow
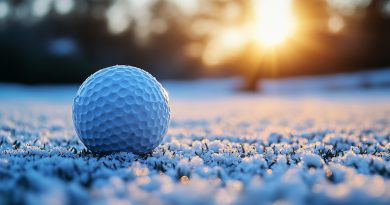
[0,69,390,205]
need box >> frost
[301,153,324,169]
[1,78,390,205]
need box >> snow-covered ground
[0,70,390,205]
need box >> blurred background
[0,0,389,91]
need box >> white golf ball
[72,65,170,154]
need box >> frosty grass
[0,94,389,205]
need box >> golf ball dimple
[72,65,170,154]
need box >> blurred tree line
[0,0,389,84]
[0,0,203,83]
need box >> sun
[201,0,297,66]
[253,0,296,47]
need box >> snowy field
[1,70,390,205]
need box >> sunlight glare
[253,0,295,47]
[202,28,246,66]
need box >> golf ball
[72,65,170,154]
